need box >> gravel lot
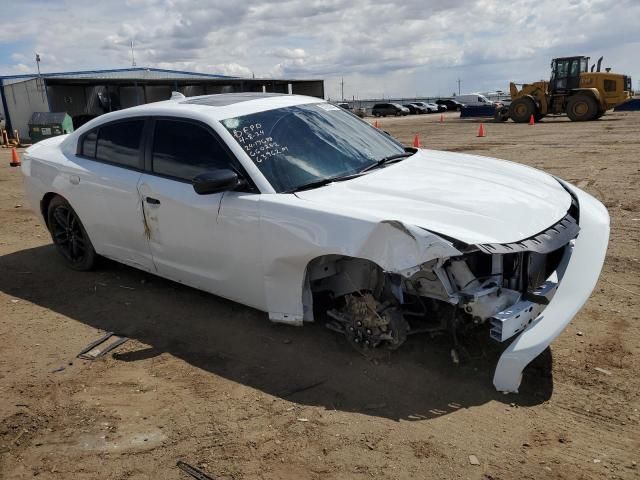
[1,111,639,479]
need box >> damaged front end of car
[304,182,609,393]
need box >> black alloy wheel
[47,196,96,271]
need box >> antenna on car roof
[170,91,186,100]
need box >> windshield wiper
[360,151,415,173]
[286,172,364,193]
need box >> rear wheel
[494,106,509,122]
[47,196,96,271]
[566,94,598,121]
[509,97,537,123]
[595,109,606,119]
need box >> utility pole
[457,78,461,96]
[35,53,45,102]
[340,77,344,101]
[130,40,136,67]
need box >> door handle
[145,196,161,205]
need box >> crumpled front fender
[258,195,461,325]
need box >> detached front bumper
[493,182,610,392]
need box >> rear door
[71,118,155,271]
[138,118,263,306]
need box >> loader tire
[567,94,598,121]
[509,97,536,123]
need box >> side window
[557,61,568,77]
[152,120,235,181]
[81,130,97,158]
[569,60,579,76]
[95,120,144,168]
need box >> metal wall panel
[4,79,49,139]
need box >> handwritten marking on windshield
[232,122,289,163]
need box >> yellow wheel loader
[496,56,633,122]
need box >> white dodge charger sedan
[21,92,609,392]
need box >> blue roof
[0,67,236,81]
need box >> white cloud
[1,0,638,98]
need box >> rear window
[95,120,144,169]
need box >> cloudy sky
[1,0,638,99]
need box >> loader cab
[550,56,589,92]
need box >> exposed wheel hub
[327,293,408,352]
[573,102,588,115]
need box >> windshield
[221,103,405,192]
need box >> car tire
[47,195,97,271]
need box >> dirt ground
[1,111,639,480]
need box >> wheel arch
[263,220,462,326]
[302,254,386,321]
[40,191,65,228]
[570,87,604,108]
[514,94,538,105]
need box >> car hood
[294,149,572,245]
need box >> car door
[71,118,155,271]
[138,117,264,308]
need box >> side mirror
[192,169,244,195]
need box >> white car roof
[64,93,324,144]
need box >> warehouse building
[0,67,324,140]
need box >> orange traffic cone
[413,134,420,148]
[477,123,486,137]
[529,114,535,125]
[10,148,21,167]
[374,120,379,128]
[439,114,444,123]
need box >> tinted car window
[152,120,235,181]
[81,130,97,158]
[96,120,144,168]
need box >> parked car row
[338,95,505,117]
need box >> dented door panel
[138,174,264,308]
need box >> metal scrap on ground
[176,461,216,480]
[77,332,128,360]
